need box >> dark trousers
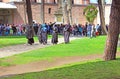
[28,38,34,45]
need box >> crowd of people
[0,24,26,36]
[26,22,106,45]
[0,22,108,45]
[26,22,71,45]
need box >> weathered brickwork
[1,0,92,25]
[0,0,111,25]
[13,2,89,25]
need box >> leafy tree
[83,5,98,24]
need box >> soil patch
[0,54,103,77]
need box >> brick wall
[44,4,58,23]
[13,2,90,25]
[31,3,41,23]
[72,5,88,25]
[13,2,25,25]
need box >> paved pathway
[0,37,79,58]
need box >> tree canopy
[84,5,98,24]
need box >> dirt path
[1,52,120,77]
[0,54,103,77]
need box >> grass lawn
[1,58,120,79]
[0,36,36,48]
[0,36,109,66]
[0,35,52,48]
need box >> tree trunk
[25,0,34,44]
[98,0,107,35]
[26,0,33,26]
[41,0,45,24]
[58,0,62,9]
[62,0,69,24]
[23,0,27,24]
[104,0,120,60]
[67,0,73,25]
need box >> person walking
[51,24,58,44]
[26,25,34,45]
[91,24,96,38]
[87,24,92,38]
[41,23,48,45]
[37,24,42,44]
[63,23,71,44]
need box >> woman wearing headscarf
[63,23,71,44]
[37,24,42,44]
[41,23,48,45]
[51,24,58,44]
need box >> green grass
[1,58,120,79]
[0,35,53,48]
[0,36,36,48]
[0,36,107,66]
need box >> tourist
[51,24,58,44]
[41,23,48,45]
[37,24,42,44]
[63,23,71,44]
[26,25,34,45]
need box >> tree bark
[23,0,27,24]
[98,0,107,35]
[62,0,69,24]
[67,0,73,25]
[58,0,62,9]
[104,0,120,60]
[25,0,34,44]
[41,0,45,24]
[26,0,33,26]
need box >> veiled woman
[51,24,58,44]
[63,23,71,44]
[37,24,42,44]
[41,24,48,45]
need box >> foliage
[0,36,107,66]
[1,58,120,79]
[83,5,98,24]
